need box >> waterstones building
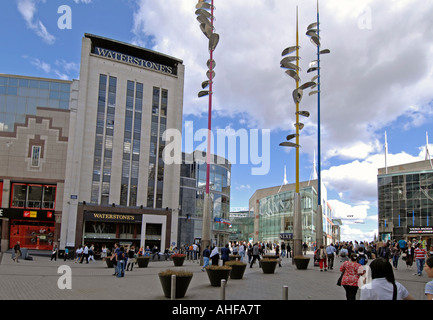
[1,34,186,253]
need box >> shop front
[83,211,142,253]
[1,208,56,250]
[407,226,433,249]
[74,204,171,255]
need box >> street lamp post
[305,0,330,249]
[279,7,316,258]
[196,0,220,265]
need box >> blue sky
[2,0,433,242]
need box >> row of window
[10,183,56,209]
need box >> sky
[1,0,433,242]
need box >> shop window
[10,183,56,210]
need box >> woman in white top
[360,258,414,300]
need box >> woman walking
[391,243,400,270]
[360,258,414,300]
[339,253,365,300]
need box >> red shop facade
[2,208,56,250]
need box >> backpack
[358,253,367,265]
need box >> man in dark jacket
[221,244,230,265]
[249,243,261,268]
[13,241,21,263]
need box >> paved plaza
[0,251,429,302]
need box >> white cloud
[16,0,55,44]
[130,0,433,161]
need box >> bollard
[282,285,288,300]
[171,275,176,300]
[220,279,226,300]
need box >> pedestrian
[64,247,69,261]
[88,244,95,262]
[210,246,219,266]
[281,242,286,259]
[193,243,198,261]
[126,246,136,271]
[221,243,230,265]
[275,244,282,267]
[406,241,415,269]
[339,253,365,300]
[302,242,308,255]
[390,243,400,270]
[357,246,368,266]
[326,243,337,270]
[317,245,328,271]
[80,244,89,263]
[378,242,391,261]
[116,246,126,278]
[360,257,414,300]
[286,242,291,258]
[202,245,210,271]
[247,243,253,263]
[13,241,21,263]
[75,246,83,263]
[51,244,58,261]
[339,245,349,262]
[111,243,119,276]
[152,246,160,260]
[414,242,427,276]
[249,243,261,268]
[424,256,433,300]
[101,245,107,261]
[239,242,245,262]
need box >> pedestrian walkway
[0,251,429,300]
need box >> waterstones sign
[93,47,175,75]
[84,211,142,223]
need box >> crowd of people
[314,239,433,300]
[10,238,433,299]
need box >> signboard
[279,233,293,240]
[0,208,55,221]
[84,211,142,223]
[407,226,433,235]
[93,47,175,75]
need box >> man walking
[326,243,337,270]
[249,243,261,268]
[13,241,21,263]
[414,242,427,276]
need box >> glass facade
[0,75,70,132]
[91,74,117,204]
[258,187,317,245]
[147,87,167,208]
[120,80,143,206]
[378,171,433,239]
[178,154,231,246]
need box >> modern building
[378,159,433,247]
[178,151,231,247]
[60,34,185,253]
[228,210,254,243]
[248,179,338,248]
[0,74,72,251]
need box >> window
[31,146,41,167]
[10,183,56,210]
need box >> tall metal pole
[293,6,303,258]
[201,0,215,265]
[315,0,324,249]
